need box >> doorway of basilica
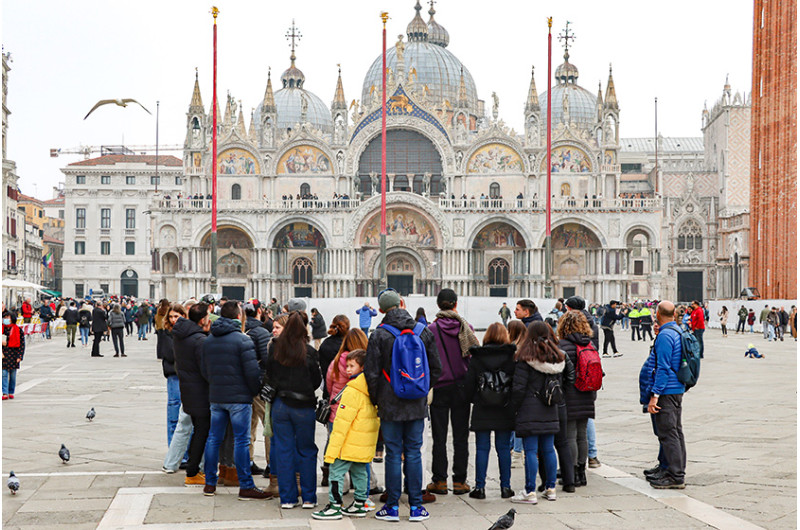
[386,255,417,296]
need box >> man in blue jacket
[201,301,271,500]
[356,301,377,336]
[646,301,686,489]
[600,300,624,358]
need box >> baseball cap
[287,298,307,312]
[378,288,401,312]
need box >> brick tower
[749,0,797,299]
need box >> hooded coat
[462,343,517,432]
[558,333,597,421]
[364,308,442,422]
[172,317,210,417]
[428,316,472,388]
[201,317,261,404]
[324,373,380,464]
[310,313,327,339]
[510,357,565,437]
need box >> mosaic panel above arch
[467,143,523,174]
[217,148,259,175]
[551,223,601,249]
[277,145,332,174]
[201,226,254,249]
[472,222,525,249]
[542,145,592,173]
[360,207,438,248]
[274,222,326,249]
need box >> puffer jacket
[159,329,177,378]
[428,316,472,388]
[63,307,79,326]
[202,317,261,404]
[108,311,126,329]
[356,305,377,329]
[510,357,564,437]
[651,322,685,396]
[172,317,210,417]
[559,333,596,421]
[639,344,656,405]
[364,308,442,421]
[244,316,272,376]
[462,343,517,432]
[326,351,350,422]
[311,313,327,339]
[324,373,380,464]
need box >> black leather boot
[577,464,587,486]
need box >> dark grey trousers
[653,393,686,481]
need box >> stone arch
[347,193,450,246]
[624,225,656,246]
[199,224,255,249]
[266,217,331,250]
[193,219,258,249]
[158,224,178,248]
[161,252,179,274]
[464,139,526,174]
[537,218,608,248]
[356,202,442,250]
[346,120,453,176]
[275,141,335,175]
[468,217,531,249]
[216,144,261,175]
[368,245,430,280]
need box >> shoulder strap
[412,322,426,336]
[379,323,400,338]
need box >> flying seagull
[488,508,516,530]
[7,471,19,495]
[86,407,96,421]
[84,99,151,120]
[59,444,70,464]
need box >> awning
[41,289,62,297]
[2,279,48,290]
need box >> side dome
[539,84,598,128]
[273,88,332,133]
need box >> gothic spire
[223,92,233,125]
[525,66,539,113]
[262,67,276,112]
[248,108,257,142]
[332,64,346,110]
[596,81,603,120]
[236,103,246,136]
[189,68,203,110]
[604,64,618,110]
[457,67,468,107]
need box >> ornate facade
[149,3,666,303]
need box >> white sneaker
[602,353,612,358]
[511,490,538,504]
[613,352,623,357]
[161,466,176,474]
[364,498,376,511]
[302,501,317,509]
[281,501,300,509]
[542,488,557,501]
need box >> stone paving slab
[2,327,794,528]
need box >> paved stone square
[2,325,796,529]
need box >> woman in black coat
[462,323,516,500]
[317,315,349,398]
[557,311,597,487]
[509,321,565,504]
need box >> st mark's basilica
[134,1,749,304]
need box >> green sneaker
[311,503,342,520]
[342,501,368,518]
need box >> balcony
[185,167,204,176]
[153,198,362,213]
[438,197,661,212]
[601,164,621,173]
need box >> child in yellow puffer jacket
[312,349,380,520]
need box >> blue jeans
[44,322,51,339]
[587,418,597,459]
[693,328,705,358]
[204,402,254,489]
[80,327,90,345]
[511,432,523,453]
[361,327,370,337]
[382,418,424,507]
[767,325,776,341]
[272,397,318,504]
[166,376,181,447]
[474,430,512,489]
[2,369,17,395]
[522,434,557,493]
[163,405,194,471]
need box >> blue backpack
[379,322,430,400]
[663,326,701,390]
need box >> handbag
[262,399,273,439]
[260,383,277,404]
[315,386,347,425]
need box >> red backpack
[574,342,603,392]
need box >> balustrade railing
[154,198,361,211]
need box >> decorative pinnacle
[381,11,389,26]
[211,6,219,21]
[268,66,271,79]
[195,67,198,80]
[286,19,302,64]
[547,16,552,30]
[338,63,341,75]
[428,0,436,15]
[558,20,575,59]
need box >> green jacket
[759,308,770,322]
[738,307,748,320]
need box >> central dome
[361,1,478,113]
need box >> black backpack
[477,369,512,407]
[536,373,564,407]
[79,312,90,327]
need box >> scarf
[5,324,21,348]
[435,310,479,357]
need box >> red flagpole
[379,12,389,290]
[545,17,553,298]
[210,6,219,293]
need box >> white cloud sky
[3,0,753,198]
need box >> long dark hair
[516,321,564,364]
[274,312,310,367]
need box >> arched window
[489,182,500,199]
[677,220,703,250]
[293,257,313,285]
[218,253,247,276]
[358,129,443,196]
[300,183,311,197]
[560,183,571,196]
[488,258,510,285]
[231,184,241,200]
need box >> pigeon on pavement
[488,508,516,530]
[7,471,19,495]
[86,408,96,421]
[59,444,70,463]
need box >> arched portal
[120,268,138,298]
[488,258,510,297]
[201,225,254,301]
[386,253,423,296]
[548,223,602,299]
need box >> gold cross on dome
[285,19,302,55]
[558,21,576,56]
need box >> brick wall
[749,0,797,299]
